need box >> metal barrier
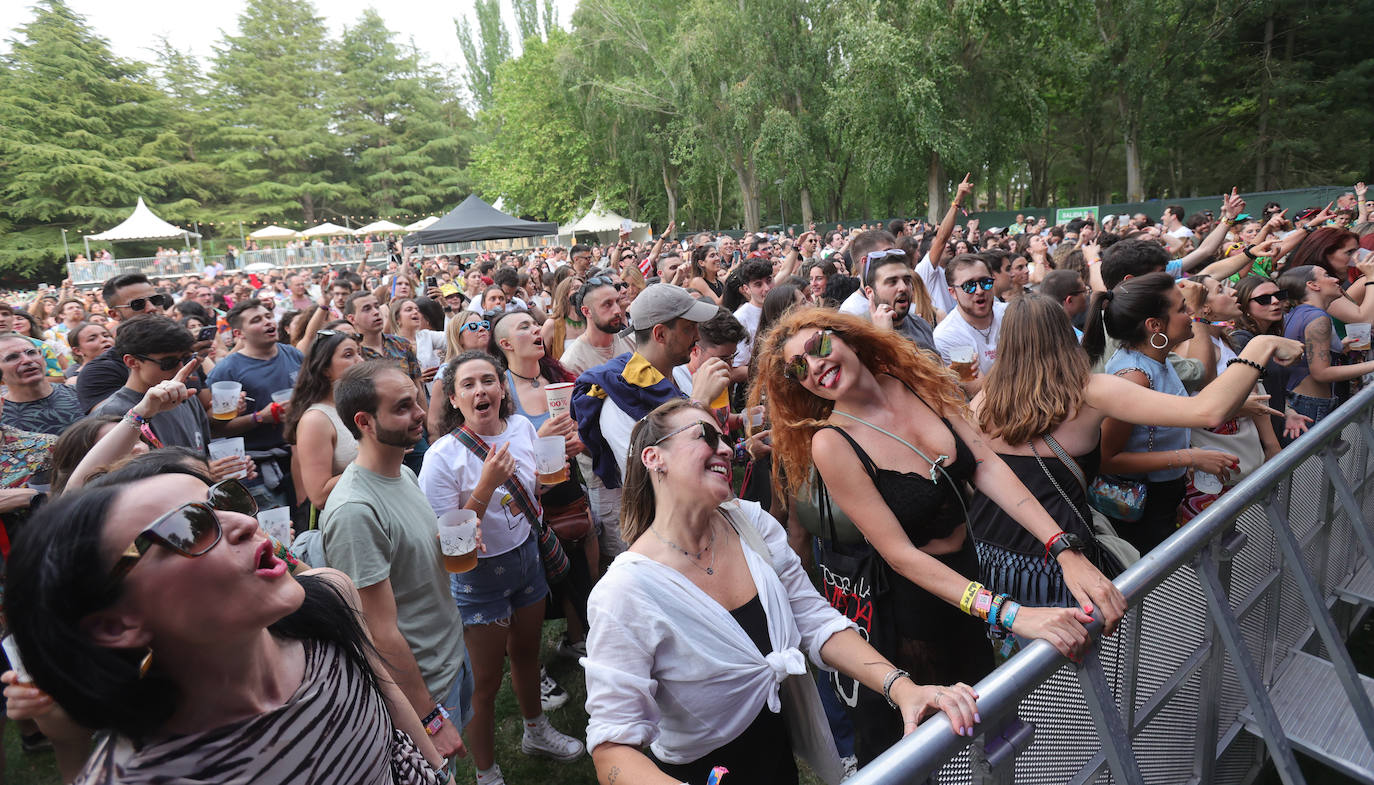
[848,383,1374,785]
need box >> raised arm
[928,174,974,270]
[1178,188,1245,273]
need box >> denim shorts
[440,650,476,730]
[1288,392,1338,426]
[449,532,548,626]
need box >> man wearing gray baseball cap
[572,284,731,489]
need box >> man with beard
[933,255,1007,395]
[560,279,633,376]
[207,299,304,507]
[321,360,471,763]
[837,230,936,353]
[571,284,726,487]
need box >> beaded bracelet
[988,593,1009,636]
[1227,356,1267,379]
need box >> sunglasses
[957,277,996,295]
[114,294,173,312]
[132,353,193,371]
[860,248,907,280]
[586,276,629,292]
[460,320,490,333]
[1251,292,1289,306]
[652,420,725,452]
[783,329,833,382]
[106,479,257,586]
[315,329,362,342]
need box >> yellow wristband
[959,581,984,615]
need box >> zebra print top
[73,638,442,785]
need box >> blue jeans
[1283,392,1338,446]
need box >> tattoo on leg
[608,766,621,785]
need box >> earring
[138,649,154,679]
[1149,332,1169,349]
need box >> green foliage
[455,0,512,111]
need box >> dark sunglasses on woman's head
[114,294,173,312]
[106,479,258,586]
[1251,292,1289,306]
[957,277,996,295]
[783,329,833,382]
[652,420,725,452]
[132,353,193,371]
[460,320,490,333]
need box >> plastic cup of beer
[1347,323,1371,351]
[948,345,977,381]
[271,389,293,405]
[258,506,293,545]
[545,383,574,418]
[208,437,249,479]
[439,509,479,573]
[535,436,569,485]
[211,381,242,421]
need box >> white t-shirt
[932,301,1008,375]
[914,252,957,315]
[418,416,539,558]
[732,302,762,367]
[1168,225,1196,239]
[583,499,855,764]
[838,287,868,317]
[561,333,634,377]
[415,329,446,370]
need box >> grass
[7,615,1374,785]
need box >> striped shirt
[73,639,442,785]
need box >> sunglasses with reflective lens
[1251,292,1289,306]
[132,353,193,371]
[783,329,833,382]
[460,320,491,333]
[957,277,996,295]
[106,479,258,586]
[115,294,173,312]
[652,420,725,452]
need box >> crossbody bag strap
[1042,434,1088,495]
[1027,441,1091,532]
[454,426,543,524]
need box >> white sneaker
[539,667,569,712]
[475,764,506,785]
[521,716,585,761]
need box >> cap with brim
[628,284,718,329]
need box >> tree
[455,0,511,111]
[209,0,350,224]
[0,0,174,275]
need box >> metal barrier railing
[848,383,1374,785]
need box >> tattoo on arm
[608,766,620,785]
[1306,317,1331,367]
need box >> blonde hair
[750,307,967,499]
[619,399,712,544]
[546,277,582,359]
[976,294,1090,444]
[444,310,485,358]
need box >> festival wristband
[959,581,984,615]
[972,589,994,620]
[422,703,450,736]
[1000,601,1021,634]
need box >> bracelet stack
[881,668,912,709]
[960,581,1021,636]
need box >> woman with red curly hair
[751,307,1122,765]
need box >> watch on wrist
[1049,532,1087,561]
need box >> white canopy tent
[353,220,404,235]
[404,216,439,231]
[298,222,353,238]
[560,198,652,243]
[83,197,201,259]
[248,224,298,241]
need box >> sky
[0,0,579,75]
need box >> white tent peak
[248,225,297,241]
[86,197,201,242]
[353,220,404,235]
[561,198,651,241]
[404,216,439,231]
[299,222,353,238]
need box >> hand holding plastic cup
[211,381,242,421]
[948,345,977,381]
[545,383,574,418]
[535,435,568,485]
[439,509,479,573]
[258,506,293,545]
[208,437,249,480]
[271,389,293,405]
[1347,323,1371,351]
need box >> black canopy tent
[402,194,557,246]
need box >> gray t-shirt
[320,463,465,701]
[93,387,209,452]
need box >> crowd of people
[0,178,1370,785]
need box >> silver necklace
[974,323,994,342]
[651,524,717,575]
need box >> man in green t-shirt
[321,360,469,760]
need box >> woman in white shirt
[419,350,584,785]
[585,399,978,785]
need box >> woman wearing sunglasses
[428,312,493,436]
[285,328,365,511]
[585,399,978,785]
[2,463,452,784]
[1234,276,1308,439]
[753,308,1107,765]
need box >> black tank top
[821,417,975,547]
